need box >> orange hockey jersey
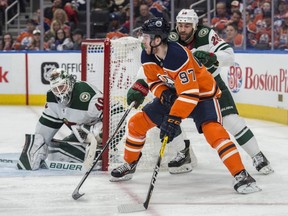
[141,42,221,119]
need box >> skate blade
[169,163,193,174]
[236,182,262,194]
[259,165,274,175]
[110,174,133,182]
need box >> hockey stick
[72,101,136,200]
[118,136,168,213]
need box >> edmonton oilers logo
[227,62,243,93]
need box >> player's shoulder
[194,25,213,45]
[165,42,189,71]
[73,81,99,99]
[46,90,57,103]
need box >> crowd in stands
[0,0,288,51]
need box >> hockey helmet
[141,17,170,40]
[49,68,76,105]
[176,9,199,30]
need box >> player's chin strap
[149,37,163,55]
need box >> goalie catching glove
[160,115,182,143]
[193,50,218,68]
[127,79,149,108]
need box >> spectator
[30,29,49,50]
[230,0,242,14]
[253,1,271,25]
[211,2,230,37]
[91,0,119,12]
[224,23,244,49]
[72,28,83,50]
[107,12,121,32]
[0,0,8,34]
[45,0,78,27]
[13,19,37,50]
[51,28,73,51]
[144,0,170,21]
[44,0,63,22]
[226,10,243,32]
[200,16,210,27]
[33,8,51,32]
[275,0,288,28]
[134,2,155,29]
[118,4,132,34]
[255,11,272,50]
[52,8,69,27]
[44,19,62,45]
[0,32,13,50]
[276,12,288,49]
[245,10,257,49]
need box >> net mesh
[84,37,184,171]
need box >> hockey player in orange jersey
[110,18,261,194]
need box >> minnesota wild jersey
[169,25,234,77]
[35,81,104,144]
[169,25,237,116]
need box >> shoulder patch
[168,32,179,42]
[79,92,91,102]
[198,28,209,37]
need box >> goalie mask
[176,9,199,43]
[49,68,76,105]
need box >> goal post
[81,37,185,171]
[81,37,142,171]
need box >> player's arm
[193,28,234,71]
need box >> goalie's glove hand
[193,50,217,68]
[160,115,181,143]
[127,79,149,108]
[160,89,177,108]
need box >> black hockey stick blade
[118,203,146,213]
[72,186,84,200]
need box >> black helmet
[141,17,170,40]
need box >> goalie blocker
[17,134,102,170]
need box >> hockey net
[81,37,183,171]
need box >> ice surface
[0,106,288,216]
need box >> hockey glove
[127,79,149,108]
[160,115,182,143]
[160,89,178,108]
[193,50,218,68]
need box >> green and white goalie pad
[17,134,48,170]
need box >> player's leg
[217,76,273,174]
[110,98,167,182]
[192,98,261,194]
[110,111,156,181]
[17,134,48,170]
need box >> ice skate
[110,153,141,182]
[168,141,193,174]
[233,170,262,194]
[252,151,274,175]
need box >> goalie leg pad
[17,134,48,170]
[48,139,86,163]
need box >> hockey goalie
[17,68,123,171]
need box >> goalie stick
[72,101,136,200]
[118,136,168,213]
